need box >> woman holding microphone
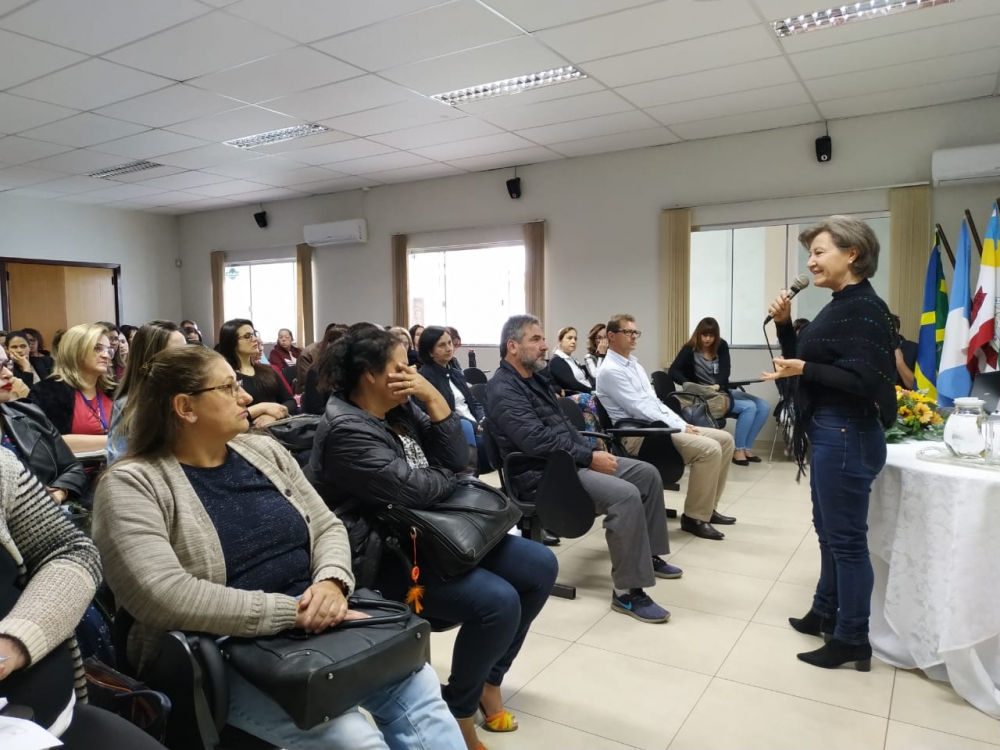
[762,216,896,671]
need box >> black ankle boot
[797,638,872,671]
[788,610,835,640]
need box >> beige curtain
[295,243,315,346]
[524,221,545,318]
[888,185,931,342]
[659,208,691,367]
[209,250,226,341]
[391,234,409,328]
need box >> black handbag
[84,657,171,742]
[676,399,720,429]
[377,478,522,579]
[221,591,430,730]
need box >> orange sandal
[479,703,518,733]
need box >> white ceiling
[0,0,997,214]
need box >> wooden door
[64,266,117,327]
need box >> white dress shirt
[553,348,592,389]
[596,349,688,431]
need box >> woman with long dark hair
[217,319,293,426]
[5,330,51,386]
[583,323,607,383]
[301,325,349,415]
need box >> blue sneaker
[652,556,683,579]
[611,589,671,623]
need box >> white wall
[0,194,182,325]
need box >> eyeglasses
[188,380,244,399]
[610,329,641,338]
[237,331,260,342]
[0,359,11,372]
[94,344,112,354]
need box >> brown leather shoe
[680,514,725,540]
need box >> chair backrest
[469,382,487,406]
[557,397,586,431]
[591,395,615,432]
[464,367,487,385]
[480,421,507,492]
[650,370,676,403]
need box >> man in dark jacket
[485,314,680,624]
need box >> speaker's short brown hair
[798,215,880,279]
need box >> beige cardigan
[92,434,355,671]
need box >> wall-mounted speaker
[253,210,268,228]
[815,135,832,163]
[506,177,521,199]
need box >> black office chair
[281,365,297,392]
[469,383,487,406]
[463,367,487,385]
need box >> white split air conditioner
[303,219,368,247]
[931,144,1000,187]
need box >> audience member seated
[793,318,811,335]
[92,345,463,750]
[218,319,293,426]
[583,323,608,382]
[485,314,680,624]
[183,326,203,344]
[597,314,736,541]
[95,323,122,378]
[0,330,5,348]
[669,317,770,466]
[120,324,138,345]
[111,328,129,380]
[50,329,66,357]
[23,327,51,358]
[548,326,593,394]
[29,323,116,455]
[302,325,349,416]
[306,326,557,750]
[6,329,51,386]
[107,320,186,465]
[268,328,302,369]
[408,324,424,355]
[417,326,489,474]
[296,322,339,395]
[180,319,200,334]
[445,327,463,371]
[390,327,420,367]
[0,345,86,504]
[891,313,918,389]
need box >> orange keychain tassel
[405,528,424,614]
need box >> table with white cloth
[868,441,1000,719]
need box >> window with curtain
[408,243,525,345]
[223,260,297,344]
[689,215,891,346]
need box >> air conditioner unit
[303,219,368,247]
[931,144,1000,187]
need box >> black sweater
[668,340,732,389]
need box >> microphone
[764,274,810,324]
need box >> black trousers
[58,704,166,749]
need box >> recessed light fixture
[772,0,958,37]
[88,160,164,179]
[224,123,331,149]
[432,66,587,106]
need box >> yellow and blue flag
[914,233,948,400]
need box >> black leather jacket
[418,361,485,422]
[0,401,87,497]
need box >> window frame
[222,258,298,345]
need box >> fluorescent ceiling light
[772,0,958,37]
[432,66,586,106]
[224,123,331,149]
[88,160,163,179]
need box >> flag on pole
[914,235,948,400]
[969,203,999,375]
[938,219,973,406]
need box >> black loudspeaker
[253,210,268,228]
[815,135,832,163]
[506,177,521,199]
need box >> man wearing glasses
[596,314,735,541]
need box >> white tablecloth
[868,441,1000,718]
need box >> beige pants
[623,426,735,522]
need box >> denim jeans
[226,662,465,750]
[806,407,887,645]
[459,418,491,473]
[376,534,558,718]
[729,391,771,451]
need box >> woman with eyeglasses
[217,319,293,427]
[5,330,52,387]
[28,324,117,455]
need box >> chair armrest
[579,430,615,442]
[608,427,680,437]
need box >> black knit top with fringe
[776,279,897,478]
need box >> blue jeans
[377,535,558,718]
[459,418,491,473]
[226,663,465,750]
[806,408,887,645]
[729,391,770,450]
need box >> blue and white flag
[938,219,973,406]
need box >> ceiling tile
[155,143,262,169]
[316,1,522,72]
[323,99,465,137]
[264,76,419,122]
[753,0,831,16]
[0,94,78,135]
[278,138,395,166]
[619,57,799,109]
[0,1,33,13]
[184,179,271,197]
[381,36,568,96]
[93,130,211,158]
[818,75,997,120]
[94,85,243,128]
[548,126,680,157]
[482,0,655,32]
[189,48,362,104]
[0,29,87,89]
[583,25,780,88]
[411,132,535,161]
[455,77,604,115]
[2,187,66,199]
[29,174,117,194]
[478,90,633,130]
[111,164,186,183]
[249,128,354,155]
[363,163,466,183]
[201,156,307,179]
[516,110,659,145]
[0,136,73,165]
[104,11,296,81]
[171,198,241,213]
[226,187,307,203]
[446,145,562,171]
[28,148,129,174]
[57,191,123,204]
[645,82,811,125]
[325,151,432,175]
[292,175,380,193]
[73,183,167,202]
[225,0,444,44]
[118,190,203,206]
[137,170,233,190]
[0,164,65,188]
[10,59,172,110]
[535,0,760,63]
[166,106,304,142]
[243,165,349,187]
[20,114,148,148]
[669,103,820,140]
[0,0,209,55]
[370,118,503,150]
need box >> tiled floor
[429,459,1000,750]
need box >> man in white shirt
[596,314,736,541]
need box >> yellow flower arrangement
[885,386,945,443]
